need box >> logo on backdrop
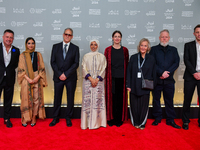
[13,8,24,13]
[34,33,44,43]
[71,6,81,17]
[108,0,120,2]
[183,0,194,6]
[143,0,156,3]
[91,0,100,4]
[52,19,63,30]
[164,8,174,19]
[89,9,101,15]
[182,11,193,17]
[89,23,100,28]
[51,35,62,41]
[145,36,156,42]
[11,21,27,27]
[15,35,24,40]
[0,7,6,13]
[35,48,44,53]
[165,0,174,3]
[0,21,5,26]
[178,37,194,43]
[33,22,43,27]
[145,21,155,32]
[72,36,81,41]
[127,24,137,29]
[163,24,174,30]
[52,9,62,14]
[127,0,139,2]
[108,10,119,15]
[70,22,82,28]
[124,10,140,16]
[30,8,46,14]
[86,36,102,41]
[181,25,192,30]
[146,11,155,16]
[105,23,121,28]
[126,34,137,45]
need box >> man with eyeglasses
[49,28,80,127]
[0,29,20,128]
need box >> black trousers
[53,79,77,120]
[0,76,14,120]
[129,93,149,126]
[182,80,200,124]
[152,83,176,122]
[112,77,124,123]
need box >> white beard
[160,42,169,47]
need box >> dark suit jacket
[127,53,156,96]
[149,44,180,84]
[183,40,197,81]
[0,43,20,86]
[50,42,80,82]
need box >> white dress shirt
[196,40,200,72]
[2,43,12,76]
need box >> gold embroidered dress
[18,51,47,123]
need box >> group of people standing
[0,24,200,131]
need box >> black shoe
[4,119,13,128]
[152,120,161,126]
[140,125,145,130]
[182,123,189,130]
[31,123,36,127]
[107,120,114,127]
[49,119,59,127]
[166,121,181,129]
[116,121,123,127]
[22,123,27,127]
[66,118,72,127]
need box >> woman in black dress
[127,38,156,130]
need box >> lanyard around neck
[138,53,145,71]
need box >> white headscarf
[88,39,100,56]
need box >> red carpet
[0,118,199,150]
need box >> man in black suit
[182,24,200,130]
[0,29,20,128]
[150,29,181,129]
[49,28,79,127]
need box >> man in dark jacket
[182,24,200,130]
[150,29,181,129]
[0,29,20,128]
[49,28,79,127]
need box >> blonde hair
[137,38,151,53]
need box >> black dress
[108,46,124,126]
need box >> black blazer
[183,40,197,81]
[50,42,80,82]
[149,44,180,84]
[0,42,20,86]
[127,53,156,96]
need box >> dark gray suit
[0,42,20,120]
[50,42,79,119]
[183,40,200,124]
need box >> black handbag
[141,70,154,90]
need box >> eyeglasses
[64,33,72,37]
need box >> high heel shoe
[22,123,27,127]
[31,123,36,127]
